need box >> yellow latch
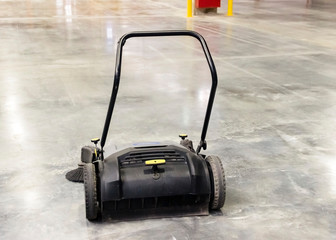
[145,159,166,165]
[179,134,188,140]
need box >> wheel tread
[83,163,98,220]
[206,155,226,210]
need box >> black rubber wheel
[83,163,99,220]
[206,155,226,210]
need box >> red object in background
[195,0,221,8]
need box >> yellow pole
[187,0,192,18]
[227,0,233,16]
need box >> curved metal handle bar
[100,30,218,154]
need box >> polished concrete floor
[1,0,336,239]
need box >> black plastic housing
[81,146,96,163]
[98,144,211,218]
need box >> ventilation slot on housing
[119,150,185,166]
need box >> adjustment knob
[179,134,188,140]
[91,138,100,145]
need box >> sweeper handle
[101,30,218,155]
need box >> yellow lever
[91,138,100,144]
[179,134,188,140]
[145,159,166,166]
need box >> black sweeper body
[81,30,226,221]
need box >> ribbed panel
[109,195,208,210]
[119,150,185,166]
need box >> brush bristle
[65,165,84,183]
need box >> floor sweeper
[69,30,226,220]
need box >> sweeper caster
[69,30,227,221]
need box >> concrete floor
[1,0,336,239]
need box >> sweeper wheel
[206,155,226,210]
[83,163,99,220]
